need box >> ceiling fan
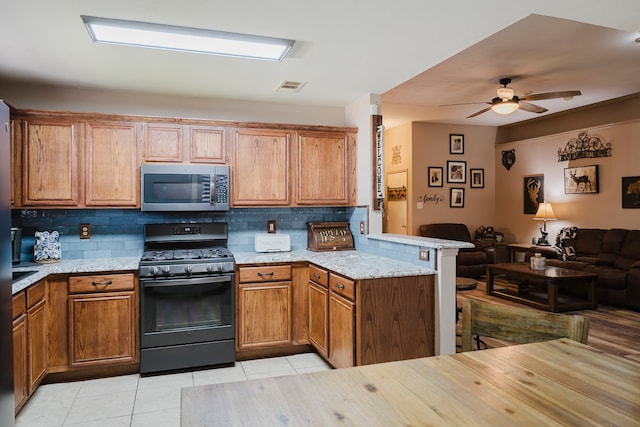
[444,78,581,118]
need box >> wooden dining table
[181,339,640,426]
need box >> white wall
[0,82,347,127]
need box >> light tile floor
[16,353,332,427]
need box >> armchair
[418,223,496,278]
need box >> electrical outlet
[267,220,277,234]
[80,224,91,239]
[359,221,365,234]
[418,248,430,261]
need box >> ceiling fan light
[496,86,514,100]
[491,100,519,115]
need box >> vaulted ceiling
[2,2,639,129]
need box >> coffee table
[486,263,597,312]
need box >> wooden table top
[489,262,598,279]
[181,339,640,426]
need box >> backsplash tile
[12,207,357,262]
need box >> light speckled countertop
[234,250,435,280]
[12,257,140,295]
[11,249,436,294]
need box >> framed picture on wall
[428,166,443,187]
[449,134,464,154]
[523,174,544,214]
[564,165,599,194]
[450,188,464,208]
[470,168,484,188]
[447,160,466,183]
[622,176,640,208]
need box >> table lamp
[533,202,557,246]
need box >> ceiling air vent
[276,80,306,93]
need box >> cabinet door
[27,299,47,394]
[295,131,356,206]
[85,122,139,207]
[328,292,355,369]
[23,120,80,206]
[308,281,328,358]
[143,123,183,162]
[238,282,291,349]
[188,126,226,163]
[10,119,22,207]
[231,129,291,206]
[68,291,137,366]
[13,315,28,414]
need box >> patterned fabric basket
[34,230,61,263]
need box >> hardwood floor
[456,280,640,361]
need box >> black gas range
[139,223,236,374]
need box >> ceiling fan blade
[467,106,492,118]
[518,101,548,114]
[521,90,581,101]
[439,101,490,107]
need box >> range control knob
[161,265,171,275]
[149,266,159,276]
[216,263,225,272]
[184,265,193,274]
[206,264,215,273]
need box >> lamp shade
[533,203,558,221]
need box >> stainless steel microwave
[141,164,230,211]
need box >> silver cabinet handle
[336,284,345,290]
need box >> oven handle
[140,275,232,288]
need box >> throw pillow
[555,227,578,261]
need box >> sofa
[418,223,496,279]
[545,228,640,311]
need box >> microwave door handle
[210,174,215,204]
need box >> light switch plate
[418,248,430,261]
[267,220,276,234]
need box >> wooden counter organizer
[307,222,354,251]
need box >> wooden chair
[461,299,590,352]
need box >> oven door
[140,274,234,349]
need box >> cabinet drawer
[330,275,355,301]
[12,292,26,320]
[238,265,291,283]
[26,280,45,309]
[69,273,135,294]
[308,265,328,287]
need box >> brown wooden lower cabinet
[12,279,47,414]
[12,314,27,414]
[237,265,292,350]
[328,292,355,368]
[68,274,138,367]
[308,263,436,368]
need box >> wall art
[501,149,516,170]
[387,185,407,201]
[564,165,599,194]
[450,188,464,208]
[470,168,484,188]
[523,175,544,214]
[447,160,466,184]
[622,176,640,208]
[558,131,612,162]
[428,166,443,187]
[449,134,464,154]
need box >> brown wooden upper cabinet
[231,128,292,206]
[85,122,139,207]
[143,123,226,164]
[22,118,81,206]
[231,127,357,207]
[16,114,140,208]
[295,131,356,206]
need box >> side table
[507,243,557,263]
